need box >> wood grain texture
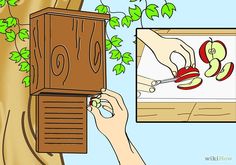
[30,8,108,95]
[153,29,236,36]
[137,102,236,122]
[36,94,87,153]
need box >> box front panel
[49,15,105,94]
[36,94,87,153]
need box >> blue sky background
[63,0,236,164]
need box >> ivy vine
[95,0,176,75]
[0,0,30,87]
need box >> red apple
[175,66,200,83]
[176,66,199,78]
[199,38,227,63]
[175,72,200,83]
[205,58,221,77]
[177,77,203,90]
[216,62,234,81]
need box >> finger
[87,106,103,122]
[137,83,155,93]
[102,105,113,114]
[137,75,158,86]
[101,89,127,111]
[179,41,196,67]
[99,93,121,113]
[175,46,191,67]
[101,102,112,110]
[164,59,178,77]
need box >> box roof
[30,7,110,20]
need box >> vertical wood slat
[36,94,87,153]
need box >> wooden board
[137,102,236,122]
[30,8,108,95]
[36,94,87,153]
[137,28,236,122]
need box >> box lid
[30,7,110,20]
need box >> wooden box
[30,8,110,95]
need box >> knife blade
[155,77,178,85]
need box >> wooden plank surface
[137,102,236,122]
[154,29,236,36]
[36,94,87,153]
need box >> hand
[88,89,145,165]
[87,88,128,140]
[137,29,196,77]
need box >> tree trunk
[0,0,84,164]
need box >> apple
[175,66,200,83]
[89,98,101,108]
[205,58,221,77]
[216,62,234,81]
[176,66,199,78]
[199,38,227,63]
[175,72,200,83]
[177,77,203,90]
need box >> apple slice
[177,77,203,90]
[176,66,199,78]
[175,66,200,83]
[205,58,221,77]
[175,72,200,83]
[216,62,234,81]
[199,38,227,63]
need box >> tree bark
[0,0,84,164]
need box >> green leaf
[20,47,30,59]
[109,17,120,29]
[7,0,18,6]
[109,49,121,60]
[18,29,29,41]
[0,19,7,34]
[161,3,176,18]
[106,39,112,51]
[22,76,30,87]
[95,4,108,14]
[111,35,123,47]
[0,0,6,7]
[130,0,137,2]
[5,30,16,42]
[121,16,132,28]
[145,4,159,20]
[6,17,17,27]
[9,51,21,63]
[129,5,142,21]
[113,64,125,75]
[19,61,30,72]
[122,52,133,65]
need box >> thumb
[164,60,178,77]
[87,106,103,122]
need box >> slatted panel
[36,94,87,153]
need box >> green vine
[0,0,30,87]
[95,0,176,75]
